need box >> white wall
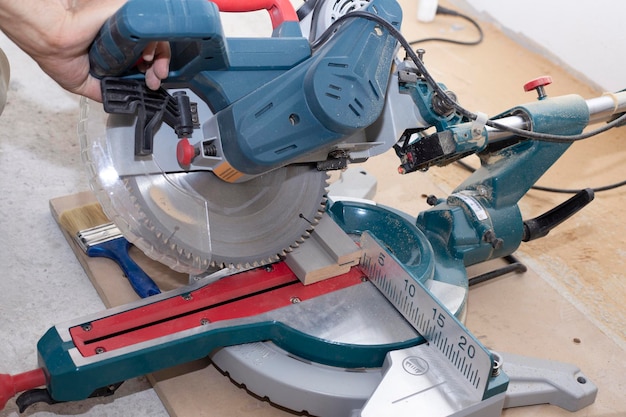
[449,0,626,92]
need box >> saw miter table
[1,0,625,416]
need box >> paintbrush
[58,203,161,298]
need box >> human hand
[0,0,171,102]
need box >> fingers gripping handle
[89,0,299,78]
[89,0,222,78]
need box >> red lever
[176,138,198,166]
[523,76,553,99]
[0,369,47,410]
[211,0,298,29]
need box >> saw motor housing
[93,0,405,182]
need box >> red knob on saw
[211,0,298,29]
[0,368,47,410]
[523,76,553,100]
[177,138,198,166]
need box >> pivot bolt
[491,351,503,377]
[483,230,504,249]
[523,76,552,100]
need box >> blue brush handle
[86,238,161,298]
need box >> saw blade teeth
[107,158,328,273]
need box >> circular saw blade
[79,98,328,273]
[124,166,328,270]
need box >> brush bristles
[57,203,111,236]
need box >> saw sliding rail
[22,264,390,405]
[485,92,626,141]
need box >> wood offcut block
[285,213,362,285]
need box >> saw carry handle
[211,0,299,28]
[89,0,300,78]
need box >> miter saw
[1,0,625,415]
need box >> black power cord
[409,6,484,46]
[456,159,626,193]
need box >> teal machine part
[36,198,513,404]
[414,94,590,282]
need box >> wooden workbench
[49,0,625,415]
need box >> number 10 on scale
[360,232,494,399]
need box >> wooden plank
[50,187,625,417]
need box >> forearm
[0,0,168,101]
[0,0,126,58]
[0,0,127,100]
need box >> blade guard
[78,98,214,274]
